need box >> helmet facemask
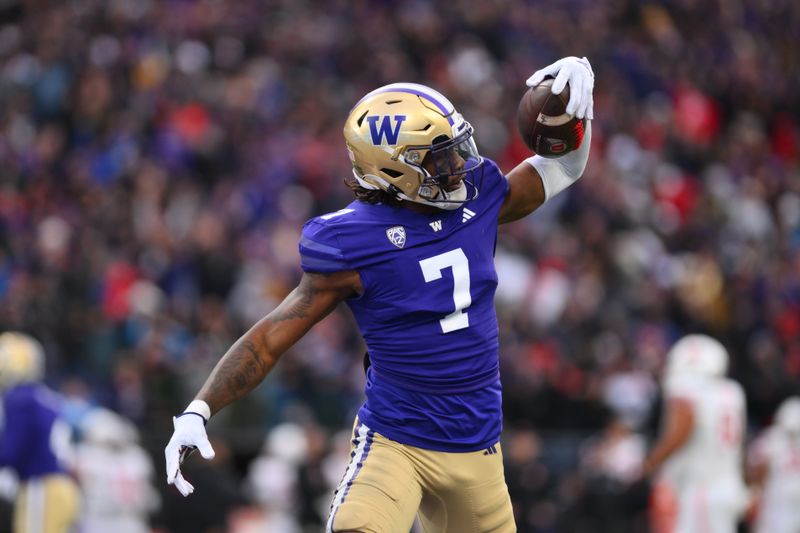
[404,127,483,209]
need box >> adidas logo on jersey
[461,208,476,223]
[429,220,443,232]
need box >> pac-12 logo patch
[386,226,406,248]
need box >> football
[517,78,587,158]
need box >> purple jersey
[299,159,509,451]
[0,383,70,480]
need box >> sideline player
[75,408,160,533]
[642,334,749,533]
[748,397,800,533]
[0,332,80,533]
[165,56,594,532]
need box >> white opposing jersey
[660,376,746,487]
[752,427,800,533]
[75,442,160,533]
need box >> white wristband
[185,400,211,422]
[526,121,591,202]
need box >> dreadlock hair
[344,175,403,206]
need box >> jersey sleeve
[747,429,772,469]
[298,218,352,273]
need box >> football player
[165,56,594,532]
[642,334,749,533]
[0,332,80,533]
[74,408,160,533]
[748,397,800,533]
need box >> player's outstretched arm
[498,56,594,225]
[499,121,592,224]
[197,269,360,412]
[165,269,360,496]
[642,397,694,477]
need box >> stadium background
[0,0,798,531]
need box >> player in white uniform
[641,334,749,533]
[748,397,800,533]
[74,408,160,533]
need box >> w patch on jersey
[386,226,406,248]
[366,115,406,145]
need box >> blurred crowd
[0,0,799,531]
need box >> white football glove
[527,56,595,120]
[164,411,215,497]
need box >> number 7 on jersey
[419,248,471,333]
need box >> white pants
[756,498,800,533]
[652,480,748,533]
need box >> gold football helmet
[343,83,483,209]
[0,331,45,389]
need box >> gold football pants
[327,418,516,533]
[14,474,80,533]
